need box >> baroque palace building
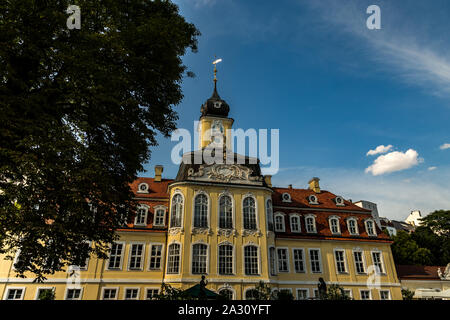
[0,75,402,301]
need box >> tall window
[266,199,274,232]
[149,244,163,270]
[330,218,340,234]
[154,209,165,227]
[244,245,259,275]
[293,249,305,273]
[348,219,358,235]
[305,216,316,233]
[135,206,147,226]
[192,244,208,274]
[309,249,322,273]
[334,250,346,273]
[269,247,277,275]
[366,220,376,236]
[108,243,124,269]
[372,252,384,274]
[353,251,365,273]
[170,194,183,228]
[274,214,285,232]
[219,195,233,229]
[194,194,208,228]
[167,243,181,274]
[129,244,144,270]
[277,248,289,272]
[218,244,233,275]
[243,197,257,230]
[290,215,301,233]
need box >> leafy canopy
[0,0,199,281]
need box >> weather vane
[212,56,222,85]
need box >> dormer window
[214,101,222,108]
[274,213,285,232]
[329,216,341,235]
[135,205,148,226]
[335,196,345,206]
[347,218,359,235]
[365,219,377,237]
[137,183,149,193]
[290,214,301,233]
[281,193,291,203]
[305,215,317,233]
[308,195,319,205]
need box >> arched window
[243,197,257,230]
[194,194,208,228]
[365,220,376,236]
[244,245,259,275]
[305,215,316,233]
[290,215,301,233]
[329,217,340,234]
[219,288,233,300]
[170,194,183,228]
[245,289,259,300]
[347,218,359,235]
[274,214,285,232]
[167,243,181,274]
[266,199,274,232]
[218,244,233,275]
[219,195,233,229]
[192,243,208,274]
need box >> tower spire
[212,57,222,93]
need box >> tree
[252,281,274,300]
[321,284,352,300]
[155,283,191,300]
[391,231,433,265]
[0,0,199,281]
[401,288,415,300]
[38,289,56,300]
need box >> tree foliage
[0,0,199,281]
[321,284,352,300]
[401,288,415,300]
[391,210,450,266]
[155,283,191,300]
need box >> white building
[354,200,381,229]
[405,210,422,227]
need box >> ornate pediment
[187,164,263,185]
[217,228,237,237]
[191,227,213,235]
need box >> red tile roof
[272,187,371,212]
[396,265,445,280]
[130,177,173,199]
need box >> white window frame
[347,217,359,235]
[352,249,367,274]
[266,198,274,232]
[64,287,83,300]
[308,248,323,273]
[359,289,372,300]
[127,242,145,271]
[170,191,184,229]
[371,250,386,275]
[296,288,310,300]
[123,287,140,300]
[153,205,167,227]
[134,204,148,226]
[137,182,149,193]
[106,241,126,270]
[145,287,160,300]
[379,290,391,300]
[101,287,119,300]
[333,249,348,274]
[276,247,290,273]
[148,243,164,271]
[329,216,341,235]
[274,212,285,232]
[268,246,277,276]
[191,242,209,275]
[192,191,210,229]
[166,242,182,274]
[365,219,377,237]
[35,287,55,300]
[290,214,301,233]
[4,287,25,300]
[217,241,235,275]
[243,244,260,276]
[292,248,306,273]
[218,192,235,230]
[305,214,317,233]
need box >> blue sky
[142,0,450,220]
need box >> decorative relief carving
[191,227,213,235]
[217,228,237,237]
[187,166,205,177]
[187,164,263,183]
[168,227,183,235]
[242,229,262,237]
[438,263,450,280]
[266,231,275,238]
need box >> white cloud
[440,143,450,150]
[428,166,437,171]
[367,145,393,156]
[365,149,421,176]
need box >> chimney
[264,175,272,187]
[154,165,163,182]
[308,177,320,193]
[288,184,292,189]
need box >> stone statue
[318,278,327,299]
[199,275,208,299]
